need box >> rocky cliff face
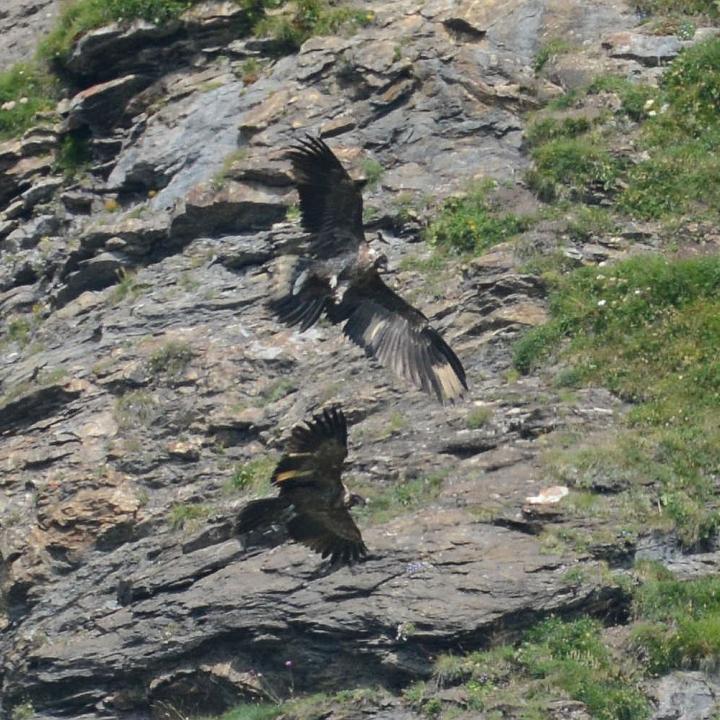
[1,1,719,719]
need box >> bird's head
[368,234,389,272]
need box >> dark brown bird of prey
[235,406,367,565]
[268,136,467,404]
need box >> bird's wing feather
[267,255,334,331]
[339,274,468,403]
[287,509,367,564]
[272,406,348,492]
[286,136,364,257]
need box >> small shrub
[587,75,658,122]
[426,182,528,254]
[361,156,384,189]
[10,702,35,720]
[5,317,33,346]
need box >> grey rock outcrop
[2,1,720,718]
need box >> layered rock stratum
[1,1,719,718]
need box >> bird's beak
[374,253,389,273]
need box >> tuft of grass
[148,341,193,380]
[253,0,373,52]
[0,63,57,140]
[10,702,35,720]
[4,317,33,347]
[55,131,92,177]
[239,57,262,84]
[203,704,282,720]
[168,501,211,531]
[256,378,296,405]
[525,115,594,147]
[466,406,492,429]
[361,156,384,189]
[114,390,158,429]
[426,182,529,255]
[533,38,574,74]
[111,268,141,303]
[226,456,276,494]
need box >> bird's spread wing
[287,508,367,565]
[338,274,468,404]
[267,255,333,331]
[287,136,365,257]
[272,406,348,490]
[273,407,366,565]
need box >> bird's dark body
[269,135,468,403]
[235,407,367,566]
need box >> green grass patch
[424,618,649,719]
[466,406,493,429]
[0,63,57,140]
[356,470,448,524]
[529,40,720,219]
[39,0,223,63]
[632,575,720,673]
[253,0,373,52]
[426,182,529,255]
[515,254,720,546]
[533,38,575,74]
[634,0,720,20]
[114,389,158,429]
[168,501,211,530]
[361,156,384,189]
[226,456,276,494]
[527,135,624,203]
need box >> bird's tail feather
[267,256,330,332]
[235,497,291,535]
